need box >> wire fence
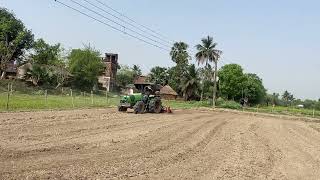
[1,82,319,119]
[0,83,120,111]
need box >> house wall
[100,53,118,91]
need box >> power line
[54,0,170,52]
[93,0,174,43]
[67,0,171,49]
[82,0,173,46]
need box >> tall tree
[149,66,169,86]
[26,39,68,87]
[219,64,266,105]
[169,42,190,95]
[132,64,142,79]
[116,65,136,89]
[195,36,222,107]
[68,47,104,90]
[0,8,34,79]
[180,64,200,100]
[198,64,213,100]
[31,38,62,65]
[219,64,246,100]
[243,73,267,104]
[282,90,294,106]
[170,42,189,65]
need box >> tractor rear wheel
[154,100,162,113]
[134,101,145,114]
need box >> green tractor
[118,83,163,114]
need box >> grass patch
[163,100,211,109]
[245,105,320,118]
[0,92,120,112]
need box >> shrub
[218,100,241,109]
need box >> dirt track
[1,109,320,179]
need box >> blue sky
[1,0,319,100]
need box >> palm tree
[170,42,189,64]
[195,36,222,108]
[170,42,190,95]
[198,64,213,101]
[180,64,200,100]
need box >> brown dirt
[0,109,320,179]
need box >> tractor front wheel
[118,106,128,112]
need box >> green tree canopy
[169,42,190,95]
[170,42,190,65]
[243,73,267,104]
[198,64,214,100]
[26,39,69,87]
[219,64,266,104]
[0,8,34,79]
[282,90,294,106]
[195,36,222,107]
[116,65,136,89]
[31,38,62,65]
[68,47,104,90]
[132,64,142,79]
[149,66,169,86]
[219,64,246,100]
[180,64,200,100]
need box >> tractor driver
[142,86,153,104]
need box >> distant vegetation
[1,7,320,115]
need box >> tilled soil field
[1,109,320,179]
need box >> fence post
[6,83,10,110]
[10,83,13,95]
[313,109,315,118]
[272,105,275,113]
[44,90,48,106]
[70,89,74,108]
[106,89,108,104]
[91,91,94,105]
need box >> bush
[218,100,242,109]
[216,97,225,106]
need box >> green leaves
[195,36,222,65]
[0,8,34,74]
[116,65,137,89]
[180,64,200,100]
[68,47,103,90]
[219,64,266,104]
[170,42,190,65]
[31,39,62,65]
[149,66,169,86]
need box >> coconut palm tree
[180,64,200,100]
[195,36,222,108]
[198,64,213,101]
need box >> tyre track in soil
[0,113,216,160]
[1,109,320,179]
[61,113,228,179]
[1,111,171,149]
[0,112,217,165]
[0,111,225,179]
[94,117,228,179]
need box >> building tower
[98,53,119,91]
